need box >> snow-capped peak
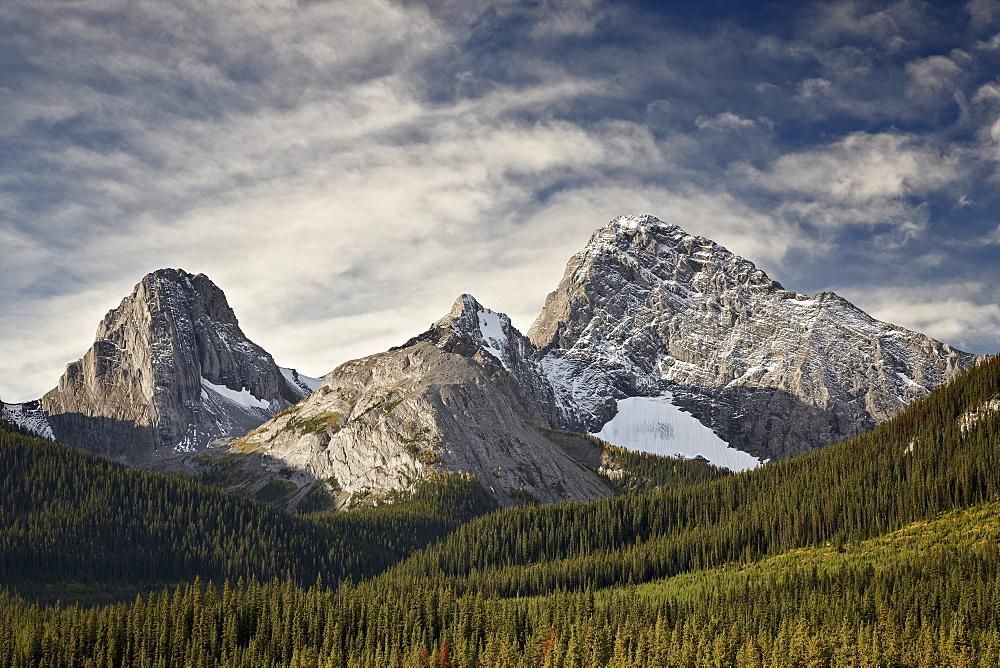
[435,294,519,370]
[529,214,981,461]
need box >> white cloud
[3,0,1000,401]
[974,32,1000,49]
[905,53,965,99]
[797,77,834,99]
[740,132,963,218]
[980,223,1000,244]
[843,282,1000,353]
[694,112,769,132]
[807,0,928,48]
[967,0,1000,33]
[529,0,609,37]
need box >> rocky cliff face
[413,294,560,429]
[18,216,985,500]
[529,215,982,459]
[40,269,317,462]
[234,296,612,506]
[1,399,55,440]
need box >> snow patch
[476,307,510,370]
[200,378,270,410]
[1,401,55,440]
[173,435,198,453]
[896,372,921,390]
[281,367,324,397]
[593,394,761,472]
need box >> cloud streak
[2,0,1000,402]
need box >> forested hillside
[384,355,1000,597]
[2,498,998,665]
[0,417,716,605]
[0,355,996,665]
[0,423,495,603]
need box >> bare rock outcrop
[529,215,983,459]
[235,300,612,506]
[40,269,317,462]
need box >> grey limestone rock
[237,301,612,506]
[40,268,315,463]
[529,215,983,460]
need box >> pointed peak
[436,294,509,330]
[597,214,717,251]
[607,214,676,232]
[99,269,241,341]
[145,267,196,284]
[142,268,220,294]
[451,293,486,317]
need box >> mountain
[232,294,612,507]
[11,215,984,498]
[35,268,320,463]
[117,216,984,503]
[529,214,982,460]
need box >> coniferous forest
[1,355,999,666]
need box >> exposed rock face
[414,294,560,429]
[17,216,985,501]
[40,269,316,462]
[1,399,54,440]
[529,215,982,460]
[236,299,612,506]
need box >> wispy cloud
[2,0,1000,400]
[844,282,1000,354]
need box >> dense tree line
[0,425,494,603]
[384,356,1000,597]
[0,405,731,604]
[1,499,998,665]
[537,428,731,495]
[0,355,996,664]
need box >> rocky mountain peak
[529,215,781,356]
[232,305,609,507]
[119,268,241,331]
[529,215,981,461]
[435,294,524,373]
[40,269,316,462]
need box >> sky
[3,0,1000,403]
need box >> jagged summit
[529,215,782,352]
[435,294,529,372]
[234,294,609,507]
[529,215,981,460]
[40,268,318,462]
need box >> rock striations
[12,215,987,506]
[38,269,318,463]
[234,295,611,506]
[529,215,982,459]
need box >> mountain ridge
[6,215,986,504]
[530,214,981,459]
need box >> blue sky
[3,0,1000,402]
